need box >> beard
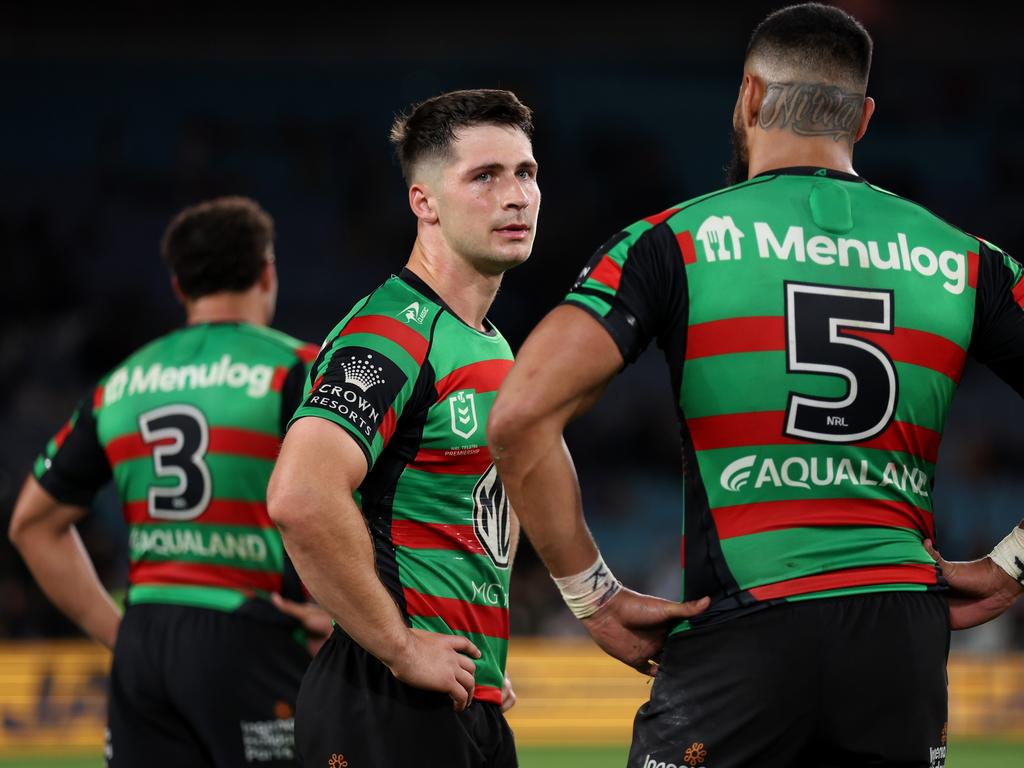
[725,116,749,186]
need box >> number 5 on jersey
[139,404,212,520]
[784,282,898,443]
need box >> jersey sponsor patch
[302,346,406,441]
[472,463,511,568]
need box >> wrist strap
[989,526,1024,585]
[551,555,622,619]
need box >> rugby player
[267,89,538,767]
[9,197,321,767]
[489,5,1023,767]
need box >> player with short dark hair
[9,196,320,768]
[268,88,538,767]
[489,4,1023,767]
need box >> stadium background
[2,1,1023,765]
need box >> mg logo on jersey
[696,215,745,261]
[473,463,511,568]
[398,302,429,325]
[720,455,757,492]
[449,390,479,439]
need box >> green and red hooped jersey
[35,323,318,616]
[565,166,1024,633]
[290,269,514,705]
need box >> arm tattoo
[758,81,863,143]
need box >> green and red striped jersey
[35,322,318,616]
[291,269,513,705]
[565,166,1024,632]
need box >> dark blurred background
[3,0,1024,648]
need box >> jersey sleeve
[33,390,111,506]
[289,317,429,470]
[969,240,1024,396]
[562,220,688,364]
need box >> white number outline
[138,404,212,520]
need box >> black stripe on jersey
[355,308,444,618]
[279,360,308,436]
[37,396,111,507]
[969,242,1024,397]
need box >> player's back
[566,166,1014,629]
[37,322,316,611]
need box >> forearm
[15,524,120,648]
[492,424,598,577]
[274,490,412,666]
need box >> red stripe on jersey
[712,498,934,541]
[297,344,320,364]
[748,562,938,601]
[474,686,502,705]
[125,500,275,527]
[410,448,492,476]
[687,411,941,463]
[404,588,509,639]
[686,317,965,381]
[54,419,74,450]
[311,374,325,393]
[644,208,680,227]
[271,366,288,393]
[589,255,622,291]
[677,231,697,265]
[1012,278,1024,310]
[967,251,979,289]
[435,359,513,402]
[340,315,428,366]
[379,407,397,446]
[93,387,105,412]
[687,316,781,358]
[392,520,486,556]
[106,427,280,467]
[129,561,282,593]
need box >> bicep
[274,417,368,498]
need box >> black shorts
[107,604,310,768]
[630,591,950,768]
[295,628,517,768]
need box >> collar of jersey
[754,166,864,182]
[398,267,498,337]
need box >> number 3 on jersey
[139,404,212,520]
[784,282,898,443]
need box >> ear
[170,275,188,305]
[257,258,277,292]
[854,96,875,144]
[408,182,439,225]
[741,73,766,129]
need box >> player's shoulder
[232,323,319,365]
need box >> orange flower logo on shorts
[328,754,348,768]
[683,742,707,766]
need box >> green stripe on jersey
[397,549,510,608]
[721,526,931,589]
[114,454,273,503]
[393,468,477,523]
[128,583,250,611]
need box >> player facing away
[9,197,321,768]
[267,89,539,768]
[489,4,1023,768]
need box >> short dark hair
[160,196,275,300]
[390,89,534,184]
[746,3,873,89]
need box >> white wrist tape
[552,555,623,619]
[989,526,1024,585]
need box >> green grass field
[1,742,1020,767]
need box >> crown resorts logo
[339,354,386,392]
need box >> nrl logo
[449,390,478,439]
[398,302,429,325]
[473,463,511,568]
